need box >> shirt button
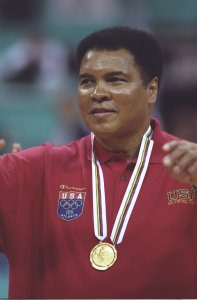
[121,175,127,181]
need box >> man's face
[78,48,157,140]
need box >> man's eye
[80,78,94,85]
[108,77,126,83]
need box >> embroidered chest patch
[57,191,86,221]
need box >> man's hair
[76,26,163,86]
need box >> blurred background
[0,0,197,297]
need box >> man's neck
[94,131,147,162]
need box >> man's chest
[44,161,197,243]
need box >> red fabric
[0,119,197,299]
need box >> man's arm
[1,138,197,185]
[163,140,197,186]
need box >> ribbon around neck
[91,126,154,245]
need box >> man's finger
[12,143,22,153]
[0,139,6,150]
[162,140,179,152]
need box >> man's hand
[0,139,6,151]
[162,140,197,186]
[0,138,22,153]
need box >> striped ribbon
[91,126,153,245]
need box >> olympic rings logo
[59,199,83,210]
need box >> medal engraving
[90,242,117,271]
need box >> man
[0,26,197,299]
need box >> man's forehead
[85,50,95,60]
[80,48,135,68]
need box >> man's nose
[90,83,111,102]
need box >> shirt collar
[86,118,175,164]
[93,139,130,163]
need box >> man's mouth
[90,107,117,116]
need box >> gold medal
[90,242,117,271]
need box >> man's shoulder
[44,134,91,156]
[151,118,181,143]
[0,134,91,165]
[150,118,182,163]
[42,135,91,168]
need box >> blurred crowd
[1,1,197,146]
[159,36,197,143]
[0,0,197,143]
[0,29,69,88]
[0,0,196,147]
[0,30,87,149]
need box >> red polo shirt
[0,119,197,299]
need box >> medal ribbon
[91,126,153,245]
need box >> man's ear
[147,77,158,104]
